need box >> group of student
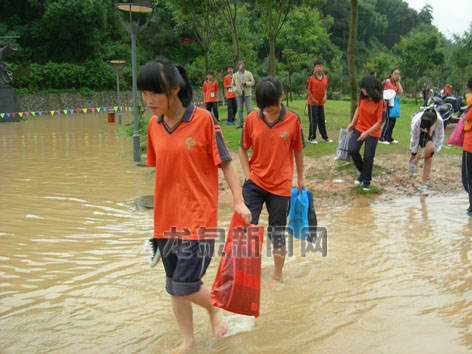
[137,56,472,353]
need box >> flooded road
[1,114,471,353]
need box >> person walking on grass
[138,57,251,354]
[379,68,403,144]
[223,64,237,125]
[239,76,305,285]
[461,77,472,215]
[305,59,332,144]
[232,59,255,128]
[409,110,444,196]
[347,76,384,192]
[203,71,219,121]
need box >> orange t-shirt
[240,105,305,196]
[305,74,328,106]
[355,98,383,137]
[383,78,399,93]
[146,104,231,240]
[463,106,472,153]
[224,74,236,99]
[203,80,218,103]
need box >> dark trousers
[348,129,378,183]
[205,101,219,121]
[226,97,237,122]
[308,104,329,140]
[242,179,290,248]
[462,150,472,194]
[380,113,396,142]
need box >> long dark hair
[420,110,437,130]
[137,56,193,107]
[359,75,383,103]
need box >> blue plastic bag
[287,187,309,239]
[388,96,400,118]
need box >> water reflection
[0,114,471,353]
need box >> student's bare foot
[171,339,195,354]
[269,276,283,288]
[209,308,228,341]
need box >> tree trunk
[347,0,358,120]
[269,34,276,76]
[231,23,240,66]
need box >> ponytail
[175,64,193,107]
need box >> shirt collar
[157,103,195,123]
[257,104,286,120]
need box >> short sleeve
[145,118,157,167]
[239,117,253,150]
[209,113,231,166]
[291,116,305,150]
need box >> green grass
[217,99,463,157]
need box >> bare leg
[271,246,286,284]
[184,285,228,341]
[170,295,195,354]
[422,142,435,183]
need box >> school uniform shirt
[240,104,305,197]
[383,78,399,93]
[305,74,328,106]
[203,80,218,103]
[355,98,383,137]
[224,74,236,99]
[409,110,444,154]
[463,106,472,153]
[146,104,231,240]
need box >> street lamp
[110,60,126,125]
[114,1,154,162]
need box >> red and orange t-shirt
[224,74,236,99]
[463,106,472,153]
[305,74,328,106]
[240,105,305,196]
[355,98,383,137]
[203,80,218,103]
[146,104,231,240]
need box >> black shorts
[157,238,214,296]
[419,131,432,148]
[242,179,290,249]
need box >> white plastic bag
[334,128,351,161]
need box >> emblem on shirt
[186,137,196,150]
[280,131,289,139]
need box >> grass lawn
[216,99,463,158]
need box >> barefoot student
[138,56,251,352]
[347,75,384,191]
[239,76,305,283]
[409,110,444,196]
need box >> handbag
[446,118,465,147]
[388,96,400,118]
[210,212,264,317]
[334,128,351,161]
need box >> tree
[256,0,291,75]
[219,0,240,66]
[394,25,444,103]
[347,0,358,119]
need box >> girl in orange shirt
[347,76,384,191]
[462,77,472,216]
[138,57,251,352]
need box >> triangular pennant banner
[82,109,87,113]
[0,113,4,118]
[56,110,60,115]
[19,112,23,117]
[63,110,68,114]
[32,112,36,116]
[103,107,107,112]
[114,106,118,111]
[75,109,80,113]
[25,112,30,116]
[50,111,55,116]
[91,108,95,113]
[12,112,16,117]
[38,111,42,116]
[69,109,74,114]
[97,107,101,112]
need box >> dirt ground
[218,150,464,211]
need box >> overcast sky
[404,0,472,39]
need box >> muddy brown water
[1,113,471,354]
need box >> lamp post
[110,60,126,125]
[114,1,154,162]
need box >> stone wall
[16,91,134,112]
